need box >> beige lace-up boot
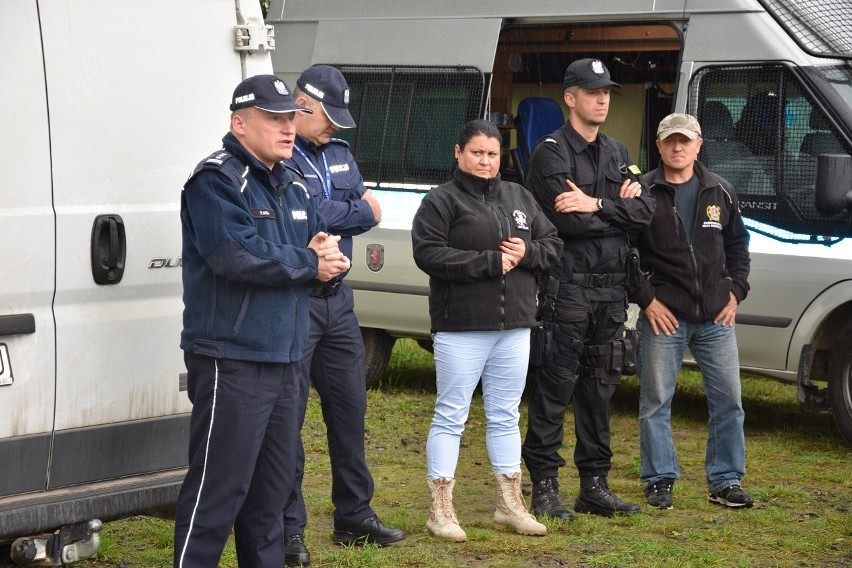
[426,477,467,542]
[492,472,547,536]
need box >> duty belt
[571,272,627,288]
[308,281,341,298]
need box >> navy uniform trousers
[523,282,627,482]
[174,352,300,568]
[283,282,376,535]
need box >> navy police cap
[297,65,356,129]
[230,74,313,114]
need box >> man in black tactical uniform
[521,58,655,519]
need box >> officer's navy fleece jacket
[287,136,375,263]
[412,168,562,333]
[180,133,326,363]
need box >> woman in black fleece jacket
[412,119,561,541]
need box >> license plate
[0,344,13,386]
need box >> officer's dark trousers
[174,353,300,568]
[522,283,625,483]
[283,283,375,535]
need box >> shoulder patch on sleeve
[628,164,642,175]
[543,137,558,144]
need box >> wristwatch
[596,198,604,212]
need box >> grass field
[14,339,852,567]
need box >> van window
[335,65,486,188]
[690,64,850,241]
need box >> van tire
[828,321,852,447]
[362,327,396,390]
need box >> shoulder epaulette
[187,149,250,192]
[329,137,350,148]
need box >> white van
[268,0,852,445]
[0,0,274,563]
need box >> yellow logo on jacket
[703,204,722,230]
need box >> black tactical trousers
[522,283,626,482]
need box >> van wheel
[361,328,396,390]
[828,322,852,446]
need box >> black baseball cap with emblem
[563,58,622,90]
[230,74,313,114]
[296,64,356,129]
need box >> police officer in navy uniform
[282,64,404,566]
[174,75,351,568]
[521,59,655,519]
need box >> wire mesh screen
[760,0,852,58]
[690,64,850,241]
[334,66,485,188]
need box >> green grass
[46,340,852,567]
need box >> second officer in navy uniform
[281,64,405,566]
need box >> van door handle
[91,214,126,285]
[0,314,35,336]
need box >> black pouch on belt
[529,276,559,366]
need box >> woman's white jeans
[426,328,530,479]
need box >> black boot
[283,534,310,566]
[530,477,574,521]
[574,476,641,517]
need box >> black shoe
[644,478,675,510]
[332,515,406,546]
[574,476,641,517]
[284,534,310,567]
[531,477,574,521]
[709,485,754,508]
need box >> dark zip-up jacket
[633,160,750,322]
[412,168,562,333]
[180,133,326,363]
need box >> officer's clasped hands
[309,232,350,280]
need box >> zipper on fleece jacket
[276,180,304,359]
[488,194,509,330]
[672,190,701,321]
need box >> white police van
[268,0,852,446]
[0,0,276,564]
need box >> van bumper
[0,469,186,543]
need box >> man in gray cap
[522,58,655,520]
[633,113,752,510]
[174,74,351,568]
[282,64,402,565]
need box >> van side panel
[36,0,242,487]
[40,0,242,430]
[0,0,57,495]
[683,12,811,65]
[1,0,278,542]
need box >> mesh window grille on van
[760,0,852,59]
[690,64,850,242]
[334,65,486,189]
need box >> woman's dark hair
[456,118,502,149]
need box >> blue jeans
[427,328,530,479]
[637,313,746,494]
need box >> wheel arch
[788,280,852,383]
